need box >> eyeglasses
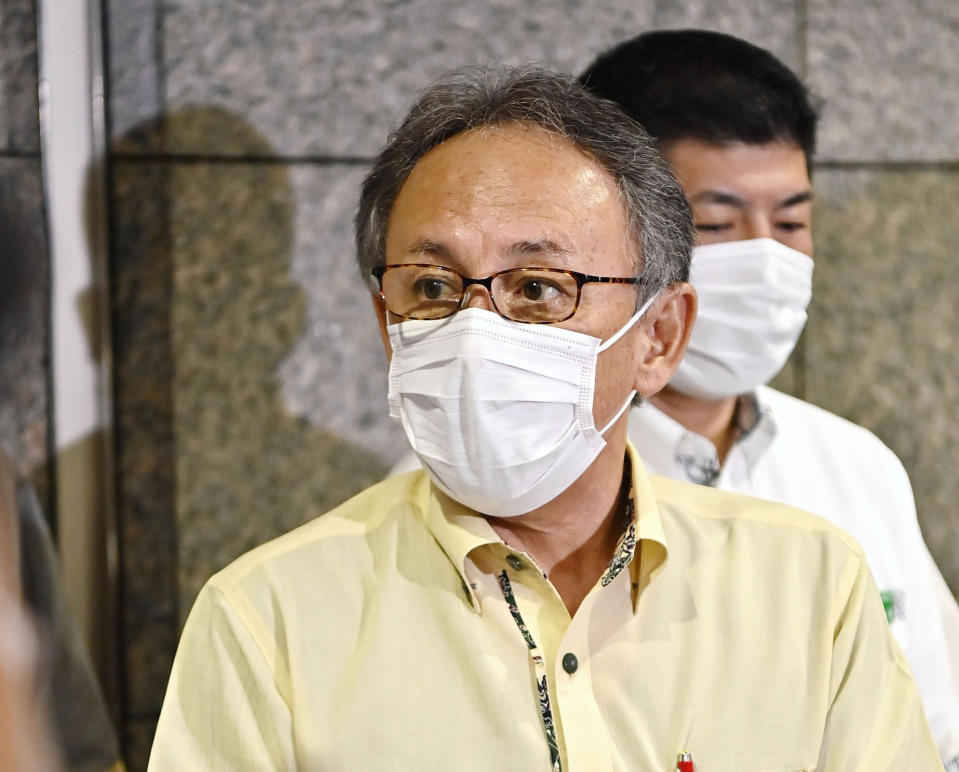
[371,263,646,324]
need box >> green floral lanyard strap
[495,484,637,772]
[497,569,563,772]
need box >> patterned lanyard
[495,492,637,772]
[498,569,563,772]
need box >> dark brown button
[562,652,579,674]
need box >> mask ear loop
[597,290,659,353]
[596,291,660,436]
[599,389,636,436]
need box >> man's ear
[633,282,697,397]
[371,291,393,359]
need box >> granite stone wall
[0,0,51,512]
[805,0,959,590]
[100,1,959,767]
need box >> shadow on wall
[105,106,388,770]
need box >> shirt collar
[421,441,670,615]
[629,391,777,486]
[734,389,777,475]
[626,441,669,609]
[422,481,501,612]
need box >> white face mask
[669,237,814,400]
[387,297,656,517]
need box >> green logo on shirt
[880,589,905,624]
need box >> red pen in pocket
[676,750,695,772]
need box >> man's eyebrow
[409,241,453,259]
[507,239,571,258]
[688,190,746,207]
[776,190,814,209]
[689,189,814,209]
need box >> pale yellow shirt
[149,444,941,771]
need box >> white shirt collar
[628,390,778,487]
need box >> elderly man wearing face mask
[579,29,959,769]
[150,67,941,771]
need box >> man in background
[580,29,959,767]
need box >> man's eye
[695,223,731,233]
[777,221,807,232]
[414,277,455,300]
[519,279,562,301]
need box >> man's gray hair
[356,66,694,302]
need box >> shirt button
[562,653,579,674]
[506,554,524,571]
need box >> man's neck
[650,385,740,464]
[486,434,631,617]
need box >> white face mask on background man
[669,237,813,400]
[387,295,656,518]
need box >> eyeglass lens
[380,265,580,323]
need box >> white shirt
[629,385,959,766]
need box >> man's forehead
[390,125,622,226]
[385,124,637,274]
[663,138,810,199]
[404,124,610,185]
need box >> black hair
[579,29,819,168]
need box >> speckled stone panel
[167,150,391,609]
[110,0,657,155]
[277,163,409,461]
[110,108,391,614]
[106,0,164,153]
[0,158,51,509]
[808,0,959,162]
[0,0,41,152]
[110,158,178,720]
[653,0,801,73]
[806,168,959,594]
